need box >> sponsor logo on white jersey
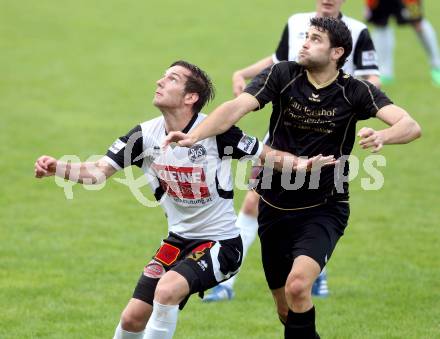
[152,164,210,199]
[188,144,207,163]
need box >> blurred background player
[203,0,380,302]
[365,0,440,85]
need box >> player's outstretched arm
[232,56,274,97]
[358,104,422,153]
[260,145,338,173]
[34,155,117,184]
[164,93,259,148]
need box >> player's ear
[184,92,199,106]
[331,47,344,63]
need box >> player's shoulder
[139,115,165,132]
[287,12,315,24]
[338,72,376,97]
[341,14,368,31]
[275,60,304,76]
[338,71,363,86]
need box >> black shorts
[258,199,350,290]
[366,0,423,26]
[132,232,242,309]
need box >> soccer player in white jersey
[34,60,336,339]
[204,0,381,303]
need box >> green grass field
[1,1,440,338]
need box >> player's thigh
[154,270,190,304]
[257,201,294,290]
[131,236,184,307]
[172,236,243,295]
[398,0,423,24]
[289,202,350,271]
[366,0,394,26]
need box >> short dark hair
[309,16,353,69]
[170,60,215,114]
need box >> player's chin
[297,57,308,67]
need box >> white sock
[221,212,259,290]
[372,26,395,77]
[113,322,144,339]
[143,301,179,339]
[416,19,440,69]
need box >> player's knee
[154,283,182,305]
[120,310,147,333]
[285,275,309,301]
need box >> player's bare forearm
[233,56,274,80]
[376,105,422,145]
[61,159,116,184]
[35,155,116,184]
[259,146,298,172]
[359,105,421,152]
[259,145,337,173]
[188,94,259,143]
[380,117,421,145]
[232,57,274,97]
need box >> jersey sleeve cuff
[103,155,123,171]
[353,69,380,77]
[253,141,264,161]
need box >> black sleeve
[352,28,379,73]
[353,80,393,120]
[216,125,261,159]
[105,125,144,168]
[243,63,284,110]
[275,24,289,61]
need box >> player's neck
[316,11,342,19]
[305,68,339,89]
[162,108,195,133]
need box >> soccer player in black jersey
[165,17,421,338]
[206,0,381,303]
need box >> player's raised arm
[358,104,422,153]
[34,155,117,184]
[164,93,259,148]
[232,56,274,97]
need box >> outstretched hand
[295,154,338,172]
[34,155,57,178]
[358,127,384,153]
[163,131,198,148]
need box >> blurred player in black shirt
[365,0,440,85]
[165,17,421,338]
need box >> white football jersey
[273,12,380,77]
[104,113,263,241]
